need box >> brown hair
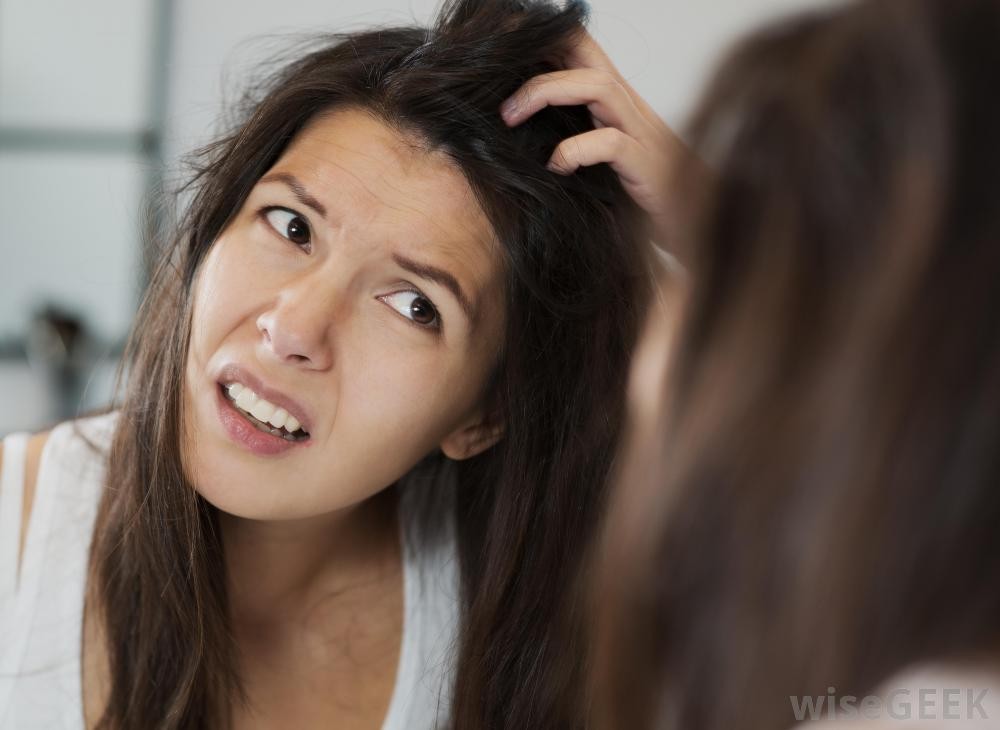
[86,0,651,727]
[595,0,1000,728]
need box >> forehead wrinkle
[310,148,493,281]
[358,116,504,268]
[305,129,494,251]
[357,131,499,276]
[375,166,492,253]
[375,191,495,331]
[304,109,429,178]
[288,108,488,236]
[277,110,502,330]
[286,140,493,267]
[289,142,390,224]
[290,134,464,226]
[371,170,500,327]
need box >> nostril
[256,316,272,344]
[256,314,330,368]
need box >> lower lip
[214,383,311,456]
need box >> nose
[255,283,336,371]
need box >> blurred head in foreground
[595,0,1000,728]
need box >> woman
[0,0,680,727]
[595,0,1000,728]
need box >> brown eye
[264,208,311,246]
[409,296,436,325]
[381,290,441,329]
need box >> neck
[221,487,400,630]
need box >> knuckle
[603,127,627,155]
[587,67,619,89]
[526,71,559,91]
[582,69,627,107]
[552,141,571,165]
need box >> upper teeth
[225,382,303,432]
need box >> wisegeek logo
[789,686,990,722]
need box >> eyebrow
[392,253,475,323]
[259,172,328,218]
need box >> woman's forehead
[253,106,505,332]
[268,108,493,249]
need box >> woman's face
[182,108,506,520]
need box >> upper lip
[216,363,314,435]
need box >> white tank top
[0,411,460,729]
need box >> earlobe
[439,417,504,460]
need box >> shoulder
[0,428,54,578]
[5,410,119,575]
[38,410,120,476]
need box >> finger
[501,69,656,145]
[548,126,642,178]
[564,30,674,138]
[548,128,669,215]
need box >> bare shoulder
[16,430,53,575]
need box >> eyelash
[258,205,443,334]
[260,206,312,250]
[378,290,443,333]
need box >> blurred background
[0,0,832,437]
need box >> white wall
[0,0,156,434]
[0,0,155,345]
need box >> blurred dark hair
[86,0,652,727]
[595,0,1000,728]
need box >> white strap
[0,424,63,723]
[0,433,29,602]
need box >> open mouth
[219,383,311,442]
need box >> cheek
[341,343,489,461]
[189,239,261,353]
[349,354,461,438]
[182,243,271,491]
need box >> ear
[439,407,504,461]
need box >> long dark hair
[595,0,1000,728]
[87,0,651,727]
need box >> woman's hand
[500,30,688,256]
